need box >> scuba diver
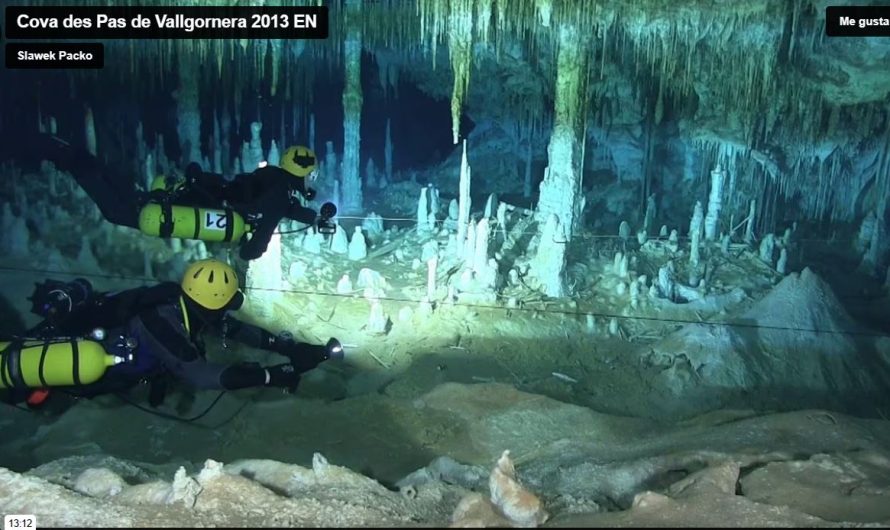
[0,259,344,409]
[11,131,338,260]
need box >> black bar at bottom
[6,42,104,69]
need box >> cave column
[536,22,586,241]
[175,49,202,166]
[341,0,364,215]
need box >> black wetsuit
[183,164,317,260]
[39,282,285,397]
[17,133,317,260]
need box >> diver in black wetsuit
[3,259,343,409]
[13,133,336,261]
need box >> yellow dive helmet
[280,145,318,179]
[181,259,241,311]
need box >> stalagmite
[531,213,567,297]
[367,300,390,334]
[777,247,788,274]
[463,219,477,262]
[614,252,629,278]
[496,202,508,239]
[536,22,586,240]
[659,225,668,237]
[348,226,368,260]
[658,261,676,301]
[704,165,725,241]
[473,218,491,274]
[175,54,202,165]
[427,257,438,301]
[362,213,384,240]
[268,139,281,167]
[336,274,353,294]
[759,233,775,264]
[85,106,97,157]
[630,280,640,309]
[456,140,472,258]
[331,224,349,254]
[417,187,431,234]
[644,194,657,234]
[619,221,631,242]
[484,193,498,219]
[385,118,393,184]
[860,214,886,276]
[341,0,364,214]
[668,229,679,252]
[689,201,704,268]
[429,185,440,218]
[745,199,757,244]
[721,234,731,254]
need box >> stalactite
[270,39,283,97]
[447,0,474,144]
[84,106,97,157]
[385,118,394,185]
[341,0,364,214]
[537,21,586,241]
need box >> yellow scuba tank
[137,203,250,243]
[149,174,185,192]
[0,339,122,389]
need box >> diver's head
[180,259,244,319]
[280,145,319,185]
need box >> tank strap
[38,340,50,386]
[0,344,11,387]
[193,208,201,239]
[2,341,26,389]
[159,203,174,238]
[224,209,235,242]
[71,339,81,386]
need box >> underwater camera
[316,201,338,235]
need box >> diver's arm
[224,317,279,351]
[239,217,277,260]
[285,202,318,225]
[136,308,270,390]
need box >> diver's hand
[275,339,329,373]
[264,363,301,393]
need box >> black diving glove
[275,339,329,373]
[265,363,301,393]
[274,335,343,372]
